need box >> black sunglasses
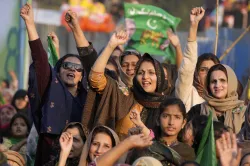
[62,62,83,72]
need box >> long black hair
[155,97,187,140]
[9,113,31,137]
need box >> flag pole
[214,0,219,55]
[219,25,250,61]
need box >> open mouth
[142,81,151,87]
[67,73,75,79]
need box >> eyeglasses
[198,67,209,73]
[62,62,83,72]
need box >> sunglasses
[62,62,83,72]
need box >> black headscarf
[132,53,167,129]
[133,53,166,108]
[161,63,178,96]
[54,54,87,92]
[11,89,28,113]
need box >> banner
[61,1,115,32]
[124,3,181,63]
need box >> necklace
[159,138,178,147]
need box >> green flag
[124,3,181,63]
[47,36,59,67]
[195,112,217,166]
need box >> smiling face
[88,132,113,161]
[66,127,84,158]
[121,54,139,77]
[160,105,186,138]
[59,57,83,88]
[209,70,228,99]
[11,117,28,138]
[136,61,157,93]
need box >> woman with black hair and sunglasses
[20,4,98,165]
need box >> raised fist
[190,7,205,24]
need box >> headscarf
[79,125,121,166]
[54,54,87,92]
[0,104,17,127]
[11,90,28,113]
[201,64,246,133]
[132,53,167,129]
[3,150,25,166]
[132,53,166,108]
[193,70,205,97]
[45,122,88,166]
[161,63,178,96]
[132,157,163,166]
[116,50,142,88]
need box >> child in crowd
[129,97,195,165]
[2,113,31,161]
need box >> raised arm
[58,132,73,166]
[20,3,38,41]
[65,10,98,75]
[175,7,205,110]
[130,110,151,137]
[92,31,128,73]
[65,10,89,47]
[20,3,51,98]
[88,31,128,92]
[9,70,18,91]
[167,30,183,69]
[96,134,152,166]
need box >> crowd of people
[0,2,250,166]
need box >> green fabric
[0,93,5,105]
[195,112,217,166]
[124,3,181,63]
[47,36,59,67]
[9,137,23,145]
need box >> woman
[188,64,247,134]
[175,7,220,112]
[82,30,167,139]
[45,122,88,166]
[119,50,141,87]
[129,98,195,166]
[11,90,29,115]
[78,125,122,166]
[0,105,17,139]
[21,4,98,165]
[162,63,178,96]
